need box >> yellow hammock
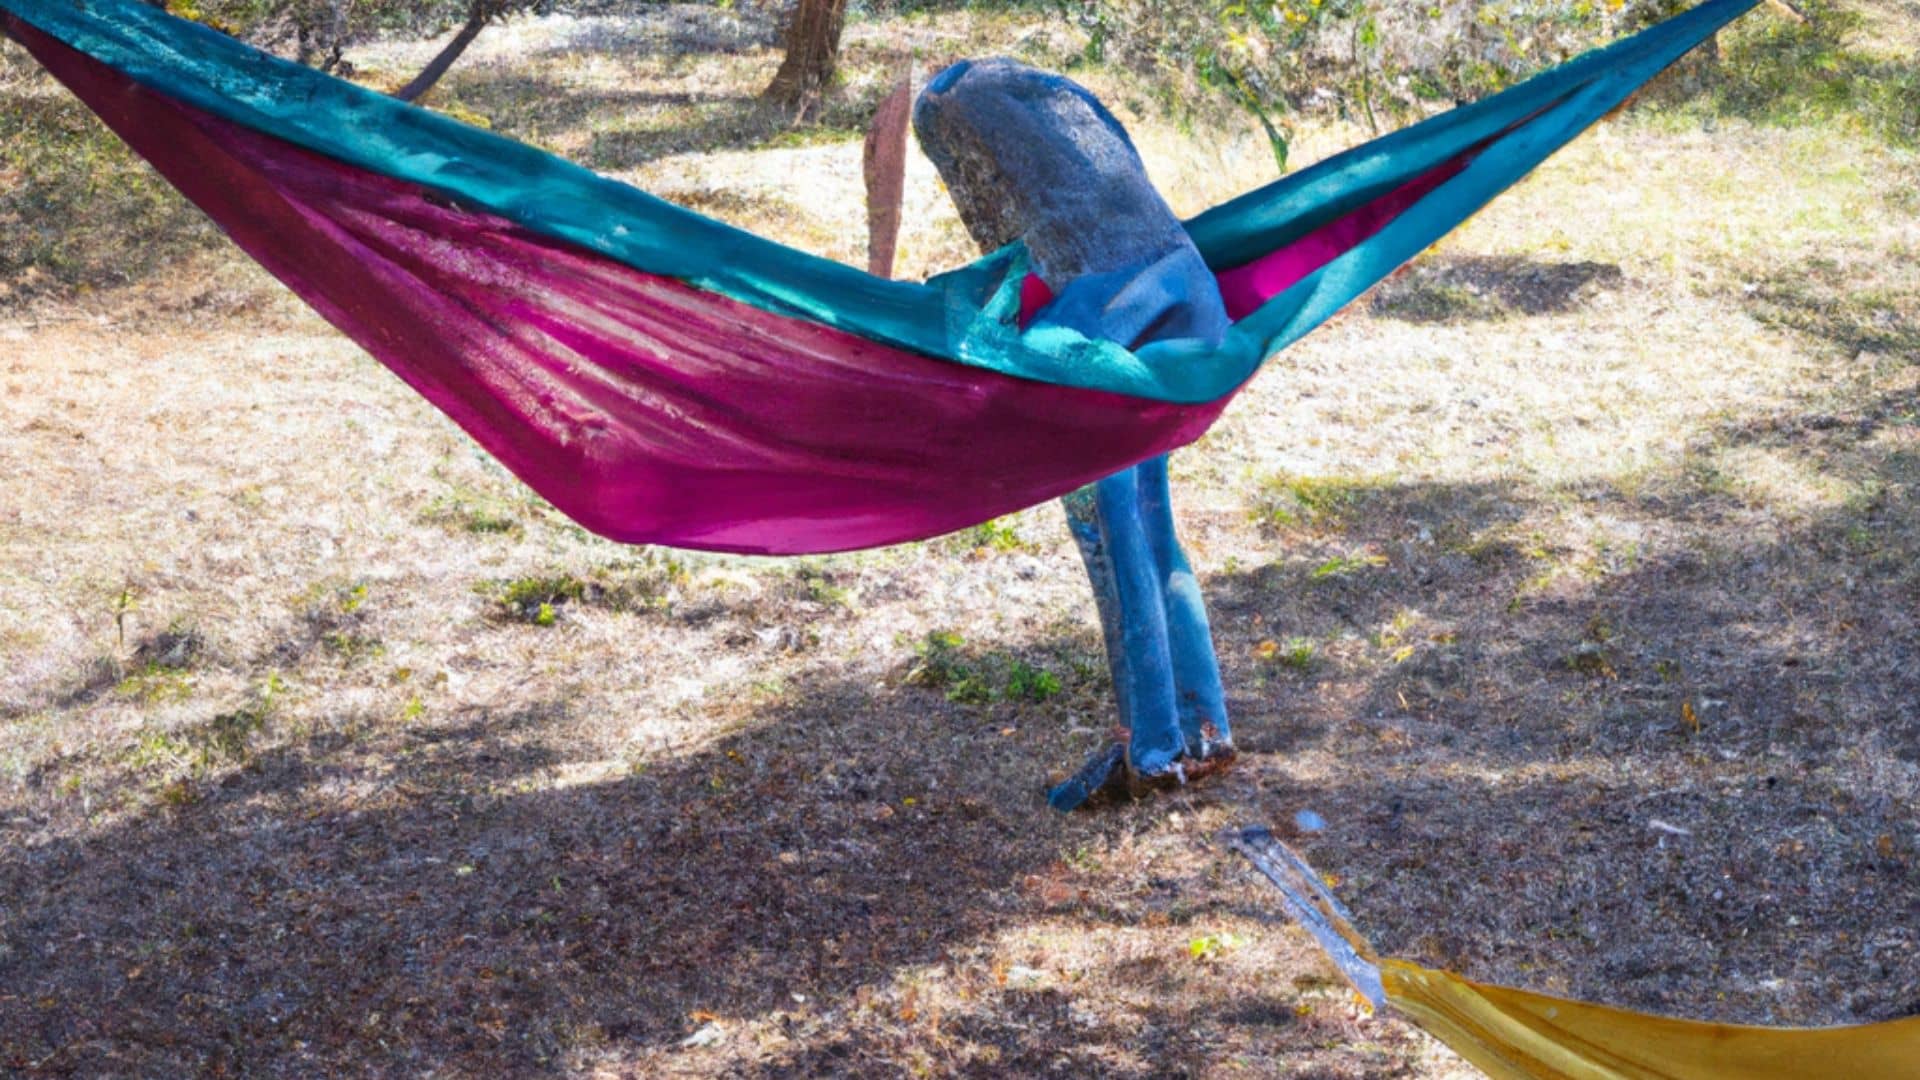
[1227,828,1920,1079]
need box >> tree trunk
[320,0,350,74]
[294,0,352,75]
[763,0,849,113]
[394,2,493,103]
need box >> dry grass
[2,2,1918,1076]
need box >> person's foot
[1184,721,1235,773]
[1123,734,1236,799]
[1045,742,1128,812]
[1045,733,1236,812]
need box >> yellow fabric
[1381,959,1920,1079]
[1226,826,1917,1078]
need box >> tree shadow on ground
[4,389,1915,1071]
[526,6,782,60]
[1368,254,1625,323]
[1202,368,1920,1026]
[1740,248,1920,360]
[0,47,220,298]
[427,70,780,167]
[442,68,876,175]
[5,271,1918,1072]
[0,639,1160,1074]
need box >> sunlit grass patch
[1250,471,1387,532]
[1307,551,1389,581]
[1705,443,1879,515]
[115,664,196,706]
[420,486,529,537]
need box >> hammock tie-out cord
[1227,827,1920,1079]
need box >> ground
[1,3,1918,1076]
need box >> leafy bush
[1067,0,1685,166]
[1064,0,1915,166]
[1703,0,1919,146]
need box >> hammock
[1,0,1759,554]
[1229,827,1920,1079]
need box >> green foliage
[487,574,587,624]
[116,664,196,705]
[297,580,371,629]
[949,516,1036,555]
[906,629,974,696]
[1701,0,1920,146]
[1309,551,1388,579]
[480,559,685,625]
[127,672,284,777]
[111,583,139,651]
[321,629,386,663]
[1188,930,1245,960]
[1006,659,1063,701]
[793,566,857,608]
[1068,0,1669,166]
[1067,0,1916,165]
[904,630,1065,704]
[1255,635,1317,671]
[293,580,379,656]
[421,488,526,536]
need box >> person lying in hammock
[913,59,1239,808]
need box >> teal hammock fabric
[0,0,1759,553]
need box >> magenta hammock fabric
[2,19,1533,556]
[5,0,1761,554]
[19,18,1456,555]
[1212,159,1470,321]
[16,23,1226,554]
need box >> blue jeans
[1049,452,1231,808]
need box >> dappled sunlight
[1207,285,1821,489]
[1436,121,1908,271]
[4,277,1916,1067]
[1707,442,1881,517]
[3,0,1917,1073]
